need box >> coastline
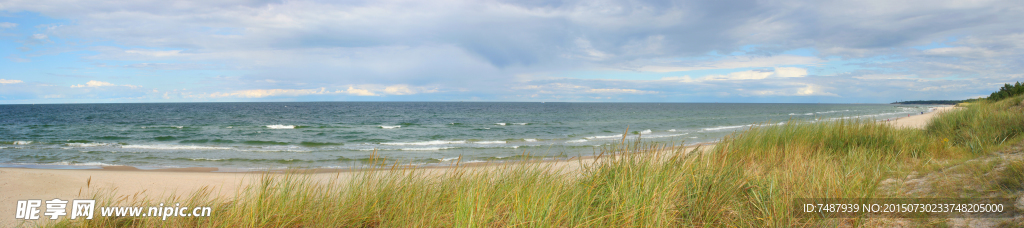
[0,106,956,226]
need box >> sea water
[0,102,938,170]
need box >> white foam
[226,126,233,128]
[439,157,460,162]
[495,123,506,126]
[190,158,224,161]
[524,138,537,142]
[175,126,184,129]
[640,129,652,134]
[702,124,753,131]
[475,141,506,144]
[49,161,118,166]
[400,147,454,151]
[65,142,117,147]
[644,133,689,139]
[584,134,623,140]
[381,140,465,146]
[566,139,588,143]
[512,123,527,125]
[380,125,401,129]
[266,125,295,129]
[122,145,232,150]
[13,141,32,145]
[667,129,677,132]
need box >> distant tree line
[988,81,1024,101]
[890,100,964,105]
[891,81,1022,104]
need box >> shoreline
[0,106,957,226]
[0,106,954,173]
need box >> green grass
[48,96,1024,227]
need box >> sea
[0,102,939,170]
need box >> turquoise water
[0,102,938,170]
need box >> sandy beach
[0,106,957,226]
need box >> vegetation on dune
[47,95,1024,227]
[988,81,1024,102]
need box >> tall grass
[50,96,1024,227]
[927,95,1024,154]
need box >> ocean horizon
[0,102,940,170]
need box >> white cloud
[586,88,658,94]
[207,87,333,98]
[0,79,24,84]
[637,55,823,73]
[853,74,917,80]
[344,87,377,96]
[71,80,116,88]
[124,49,182,57]
[701,70,774,81]
[32,34,47,39]
[384,85,416,95]
[746,84,837,97]
[774,67,808,78]
[0,22,16,29]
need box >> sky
[1,0,1023,104]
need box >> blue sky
[1,0,1023,104]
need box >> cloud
[124,49,182,57]
[665,67,809,81]
[0,79,24,84]
[70,80,116,88]
[586,88,658,94]
[384,85,416,95]
[206,88,334,98]
[345,87,377,96]
[637,55,823,73]
[2,0,1024,103]
[774,67,807,78]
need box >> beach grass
[49,96,1024,227]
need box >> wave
[512,123,527,125]
[381,140,466,146]
[702,124,754,131]
[299,141,344,147]
[266,125,296,129]
[14,141,32,145]
[566,139,588,143]
[64,142,117,147]
[524,138,537,142]
[243,140,290,145]
[475,141,506,144]
[640,129,652,134]
[400,147,455,151]
[815,109,850,114]
[380,125,401,129]
[496,123,506,126]
[789,113,814,116]
[48,161,118,166]
[585,134,622,140]
[643,133,689,139]
[439,157,460,162]
[189,158,224,161]
[667,129,677,132]
[122,144,232,150]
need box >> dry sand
[0,106,955,226]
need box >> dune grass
[49,96,1024,227]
